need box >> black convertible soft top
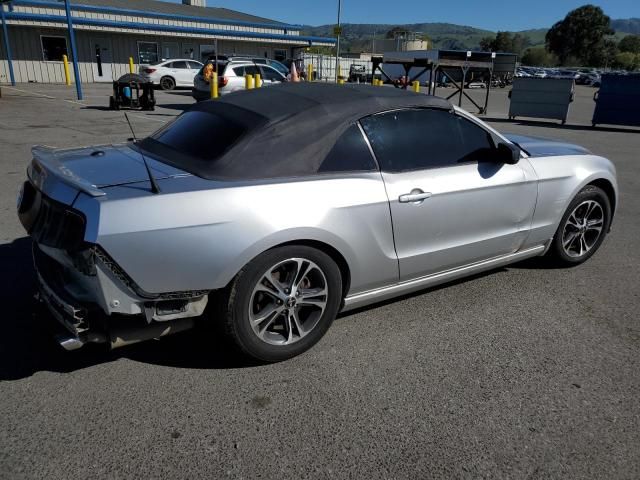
[146,82,453,180]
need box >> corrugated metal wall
[0,25,292,84]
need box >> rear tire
[218,246,342,362]
[160,76,176,91]
[548,185,611,266]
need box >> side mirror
[495,142,520,164]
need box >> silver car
[17,84,617,362]
[192,60,286,101]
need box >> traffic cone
[291,62,300,83]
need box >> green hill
[302,19,636,53]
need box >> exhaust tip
[55,334,85,351]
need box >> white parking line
[4,86,56,99]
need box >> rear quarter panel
[75,174,398,296]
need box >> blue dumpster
[592,74,640,127]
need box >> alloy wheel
[561,200,604,258]
[248,258,328,346]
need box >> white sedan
[139,59,203,90]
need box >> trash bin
[508,77,574,124]
[592,74,640,127]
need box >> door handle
[398,189,432,204]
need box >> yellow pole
[412,80,420,93]
[129,56,135,74]
[308,64,314,82]
[62,54,71,86]
[210,71,218,99]
[254,73,261,88]
[338,78,345,85]
[245,74,254,90]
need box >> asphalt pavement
[0,83,639,479]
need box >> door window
[170,61,189,69]
[188,61,202,70]
[360,109,495,172]
[318,125,377,173]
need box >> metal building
[0,0,335,84]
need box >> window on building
[41,36,68,61]
[360,109,495,172]
[138,42,159,64]
[273,49,287,62]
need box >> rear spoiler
[30,146,106,197]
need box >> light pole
[334,0,341,83]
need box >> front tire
[219,246,342,362]
[548,185,611,266]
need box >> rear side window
[360,109,495,172]
[232,65,260,76]
[318,124,377,173]
[145,110,247,162]
[171,61,188,69]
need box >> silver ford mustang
[17,83,617,362]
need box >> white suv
[139,59,204,90]
[192,60,287,101]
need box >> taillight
[219,76,228,87]
[144,68,156,74]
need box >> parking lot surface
[0,83,639,479]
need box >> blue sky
[166,1,639,30]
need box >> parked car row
[138,55,289,91]
[513,66,638,87]
[192,58,288,100]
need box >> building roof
[56,0,294,27]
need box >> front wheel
[219,246,342,362]
[548,185,611,266]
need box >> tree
[385,27,410,39]
[478,32,531,55]
[521,47,558,66]
[613,52,639,70]
[479,36,494,52]
[618,35,640,54]
[545,5,614,65]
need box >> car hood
[505,134,591,157]
[31,143,190,191]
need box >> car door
[169,61,192,85]
[360,108,538,281]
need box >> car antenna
[124,112,161,194]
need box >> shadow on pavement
[484,117,640,134]
[0,237,257,382]
[1,236,553,381]
[155,103,192,112]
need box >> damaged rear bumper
[33,242,209,350]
